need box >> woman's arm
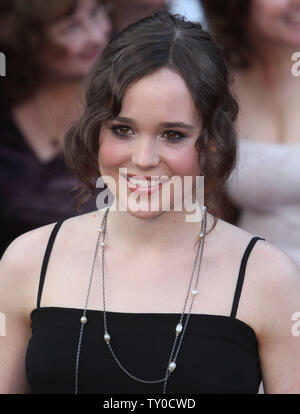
[0,238,33,393]
[255,245,300,393]
[0,224,54,394]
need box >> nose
[131,137,160,171]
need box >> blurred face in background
[41,0,112,81]
[248,0,300,47]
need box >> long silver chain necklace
[75,206,207,394]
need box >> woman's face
[249,0,300,47]
[98,68,203,219]
[41,0,112,80]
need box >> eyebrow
[112,116,195,130]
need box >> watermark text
[291,52,300,77]
[96,169,205,222]
[291,312,300,337]
[0,312,6,337]
[0,52,6,77]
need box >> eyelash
[110,125,186,143]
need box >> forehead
[119,68,201,124]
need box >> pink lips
[124,173,167,195]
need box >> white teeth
[150,181,159,187]
[129,178,149,187]
[129,178,156,187]
[159,178,169,183]
[128,177,168,187]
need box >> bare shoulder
[215,218,300,331]
[248,236,300,282]
[1,209,104,271]
[229,221,300,291]
[0,209,104,317]
[246,237,300,320]
[0,222,59,317]
[214,217,299,278]
[208,216,264,258]
[1,222,56,264]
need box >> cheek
[167,146,200,177]
[98,138,128,172]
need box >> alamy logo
[291,52,300,77]
[291,312,300,337]
[0,52,6,76]
[0,312,6,336]
[95,169,205,222]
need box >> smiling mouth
[120,173,170,192]
[127,174,169,185]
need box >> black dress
[25,221,264,394]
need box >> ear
[205,132,216,153]
[209,143,217,152]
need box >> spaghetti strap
[230,236,265,318]
[37,221,64,309]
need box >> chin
[126,206,165,220]
[130,211,165,220]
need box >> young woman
[201,0,300,268]
[0,0,112,256]
[0,11,300,394]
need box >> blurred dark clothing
[0,103,97,258]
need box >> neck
[104,208,213,253]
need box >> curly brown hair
[201,0,252,69]
[0,0,105,105]
[64,11,239,225]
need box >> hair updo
[64,11,239,223]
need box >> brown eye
[111,125,133,137]
[163,130,185,141]
[119,126,130,134]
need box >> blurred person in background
[201,0,300,268]
[110,0,167,33]
[0,0,112,257]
